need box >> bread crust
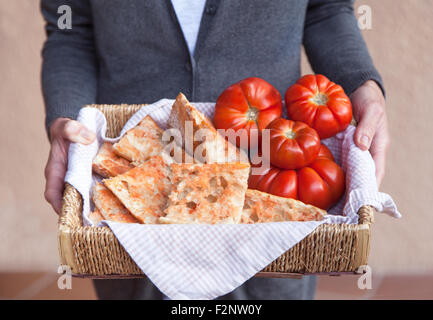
[160,162,250,224]
[167,93,244,163]
[88,208,105,224]
[92,142,134,178]
[103,156,172,224]
[241,189,326,223]
[92,182,138,223]
[113,115,165,163]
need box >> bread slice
[92,142,134,178]
[241,189,326,223]
[113,114,194,164]
[88,208,104,224]
[167,93,244,163]
[92,182,138,223]
[113,115,165,163]
[103,156,172,224]
[160,162,250,224]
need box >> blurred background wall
[0,0,432,299]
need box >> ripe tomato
[297,158,345,210]
[316,143,334,161]
[214,77,282,148]
[266,118,320,170]
[249,145,345,210]
[285,74,352,139]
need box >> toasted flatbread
[113,114,194,164]
[167,93,245,163]
[113,115,165,163]
[88,208,104,224]
[92,182,138,223]
[160,162,250,224]
[241,189,326,223]
[103,156,172,224]
[92,142,134,178]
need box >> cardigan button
[205,5,217,15]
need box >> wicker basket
[58,104,374,278]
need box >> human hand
[351,80,389,187]
[44,118,96,214]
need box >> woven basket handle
[358,205,375,225]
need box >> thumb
[52,119,96,145]
[354,104,382,151]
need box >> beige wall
[357,0,433,273]
[0,0,432,274]
[0,1,57,272]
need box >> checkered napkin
[65,99,400,300]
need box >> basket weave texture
[58,104,374,277]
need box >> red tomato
[266,118,320,170]
[297,159,345,210]
[214,77,282,148]
[249,144,345,210]
[285,74,352,139]
[248,166,298,200]
[316,144,334,161]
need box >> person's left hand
[350,80,389,187]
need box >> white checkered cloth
[65,99,400,300]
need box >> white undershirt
[171,0,207,55]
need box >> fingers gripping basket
[58,104,374,278]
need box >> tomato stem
[285,130,296,139]
[246,106,259,122]
[310,92,328,106]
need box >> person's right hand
[44,118,96,214]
